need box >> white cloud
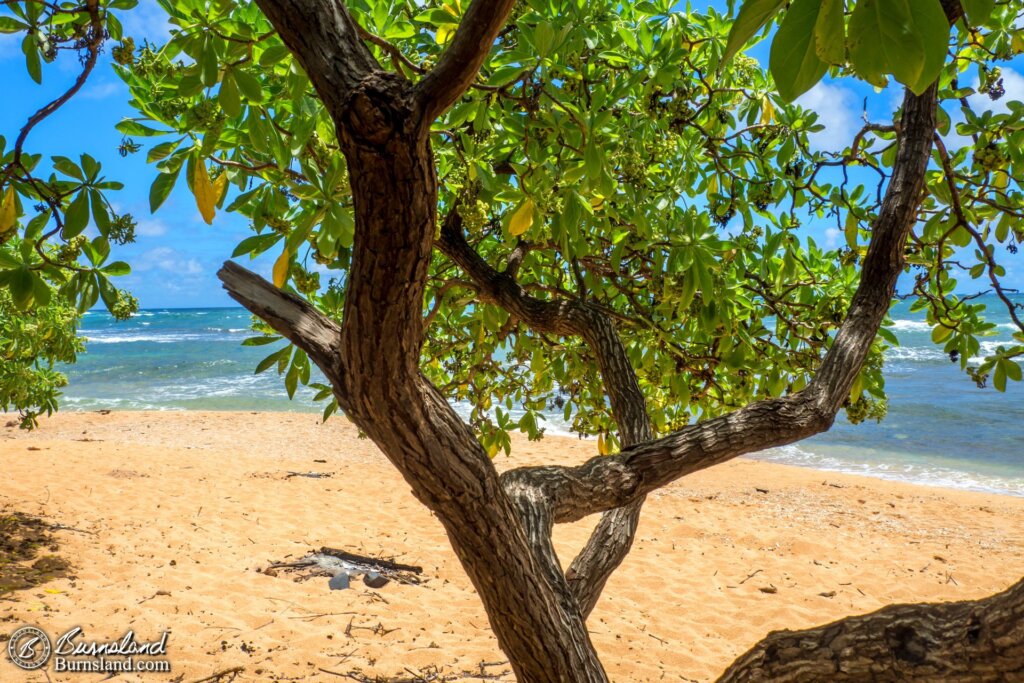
[120,0,174,44]
[135,218,168,237]
[136,247,203,275]
[81,81,124,100]
[796,82,862,151]
[823,227,842,250]
[967,67,1024,116]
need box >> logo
[7,626,52,671]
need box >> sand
[1,410,1022,682]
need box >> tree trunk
[718,577,1024,682]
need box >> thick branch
[718,576,1024,682]
[414,0,516,122]
[217,261,342,378]
[505,84,938,524]
[438,210,653,617]
[253,0,380,115]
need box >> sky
[0,0,1021,308]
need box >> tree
[2,0,1024,679]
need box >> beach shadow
[0,509,73,595]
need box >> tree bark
[718,577,1024,682]
[229,4,610,679]
[437,209,654,618]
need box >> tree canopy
[1,0,1022,433]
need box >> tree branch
[414,0,517,122]
[217,261,343,382]
[718,576,1024,682]
[253,0,380,116]
[437,208,653,617]
[501,84,938,526]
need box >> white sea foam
[967,340,1022,364]
[884,346,945,361]
[752,444,1024,497]
[83,332,239,344]
[888,319,931,332]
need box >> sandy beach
[1,410,1023,682]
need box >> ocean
[63,295,1023,496]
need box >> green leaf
[52,156,84,180]
[149,165,182,213]
[769,0,829,102]
[89,190,109,236]
[63,192,90,238]
[258,44,290,67]
[961,0,995,26]
[231,232,281,258]
[848,0,948,93]
[284,365,298,399]
[907,0,950,94]
[232,68,263,101]
[255,347,288,374]
[147,139,182,163]
[723,0,786,64]
[814,0,846,66]
[22,35,41,84]
[0,250,21,269]
[97,274,119,312]
[242,336,282,346]
[993,362,1006,392]
[115,119,171,137]
[1004,359,1022,383]
[0,16,28,33]
[931,324,953,343]
[101,261,131,276]
[200,38,219,87]
[219,72,242,119]
[10,266,34,309]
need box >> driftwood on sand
[262,547,424,587]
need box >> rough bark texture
[214,1,1020,680]
[718,577,1024,682]
[438,209,653,618]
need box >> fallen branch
[285,471,333,479]
[320,547,423,574]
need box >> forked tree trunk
[216,1,1024,681]
[719,577,1024,682]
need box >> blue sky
[1,1,1020,307]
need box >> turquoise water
[63,296,1024,495]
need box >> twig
[189,667,245,683]
[739,569,762,585]
[318,668,346,677]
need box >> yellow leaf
[0,186,17,234]
[272,247,290,288]
[994,170,1010,190]
[193,163,217,225]
[436,23,456,45]
[44,588,63,594]
[1013,33,1024,55]
[508,198,534,236]
[760,96,775,125]
[597,433,608,455]
[486,442,499,458]
[589,195,605,211]
[213,172,229,204]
